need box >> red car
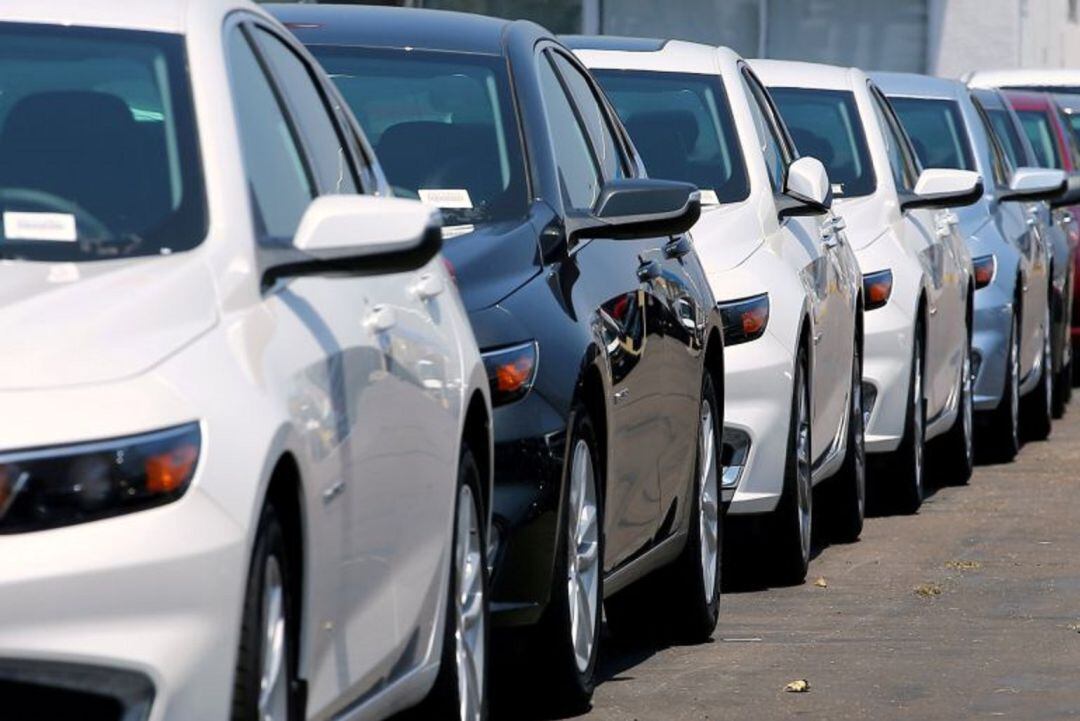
[1003,89,1080,403]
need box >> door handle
[664,235,692,259]
[637,258,662,281]
[364,304,397,332]
[412,272,444,300]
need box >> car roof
[562,35,670,53]
[569,36,738,75]
[0,0,254,34]
[1056,93,1080,112]
[870,71,966,101]
[265,3,512,55]
[749,58,859,91]
[967,68,1080,90]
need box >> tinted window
[538,54,602,211]
[550,53,625,181]
[889,97,974,172]
[741,71,787,190]
[770,87,876,198]
[984,106,1028,167]
[229,27,312,242]
[310,46,527,225]
[868,90,916,191]
[972,103,1012,187]
[1017,110,1063,169]
[253,29,357,195]
[0,23,206,261]
[594,70,750,204]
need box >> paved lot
[495,406,1080,721]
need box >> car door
[537,48,667,570]
[741,67,847,463]
[232,22,459,714]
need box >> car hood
[441,218,543,312]
[0,254,218,391]
[688,202,766,274]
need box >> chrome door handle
[929,305,938,316]
[364,304,397,332]
[413,272,444,300]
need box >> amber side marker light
[863,269,893,311]
[972,254,996,289]
[718,293,769,345]
[481,341,539,406]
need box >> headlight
[718,293,769,345]
[863,269,893,311]
[0,423,201,534]
[481,341,538,406]
[972,254,996,289]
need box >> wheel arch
[462,389,493,522]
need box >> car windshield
[888,97,974,171]
[983,106,1028,168]
[769,87,876,198]
[309,46,527,226]
[591,70,750,204]
[1016,110,1063,169]
[0,23,206,262]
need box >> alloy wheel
[912,346,925,500]
[567,439,599,675]
[698,398,720,604]
[1009,317,1020,447]
[454,484,485,721]
[961,342,974,468]
[796,371,812,563]
[258,556,287,721]
[852,349,866,519]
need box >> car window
[0,22,207,261]
[228,26,313,242]
[770,87,876,198]
[537,52,603,212]
[550,52,626,181]
[983,105,1029,167]
[888,97,975,172]
[593,69,750,204]
[740,69,788,191]
[252,28,357,195]
[868,88,919,192]
[308,45,528,225]
[1056,106,1080,167]
[1016,109,1063,169]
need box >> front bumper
[723,329,795,516]
[0,489,247,721]
[863,301,915,454]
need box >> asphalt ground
[490,401,1080,720]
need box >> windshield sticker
[699,189,721,206]
[3,212,77,242]
[831,183,845,196]
[418,189,473,209]
[442,224,476,239]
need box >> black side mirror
[1051,174,1080,209]
[577,178,701,241]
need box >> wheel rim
[852,348,866,517]
[912,343,924,498]
[796,369,812,563]
[962,341,973,467]
[258,556,288,721]
[567,438,599,675]
[1044,307,1053,413]
[455,485,485,721]
[1010,318,1020,445]
[698,398,720,604]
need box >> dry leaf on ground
[914,582,943,598]
[784,679,810,693]
[945,560,981,571]
[813,577,828,588]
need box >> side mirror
[1001,167,1067,203]
[264,195,441,287]
[1050,173,1080,209]
[778,156,831,218]
[900,168,983,211]
[578,178,701,240]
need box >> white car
[752,60,980,510]
[0,3,492,721]
[571,38,864,583]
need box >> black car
[272,4,725,707]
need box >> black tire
[1053,357,1070,419]
[412,445,489,721]
[981,312,1021,463]
[824,335,866,542]
[531,406,603,713]
[888,321,926,514]
[1021,305,1053,441]
[231,503,299,721]
[935,331,974,485]
[767,344,812,585]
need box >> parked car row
[0,2,1076,721]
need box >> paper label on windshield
[699,189,720,205]
[831,183,845,196]
[3,212,77,242]
[418,189,473,209]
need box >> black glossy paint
[273,4,723,627]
